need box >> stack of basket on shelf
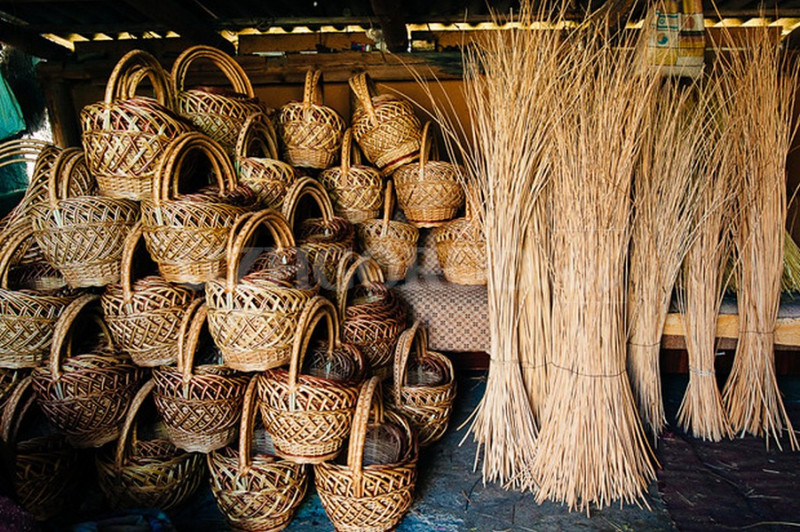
[0,43,461,531]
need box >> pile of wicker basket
[0,45,460,531]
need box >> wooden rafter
[0,19,69,60]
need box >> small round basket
[393,122,465,228]
[101,222,196,367]
[314,376,417,532]
[32,149,140,288]
[96,379,207,511]
[349,72,422,175]
[153,298,249,453]
[279,69,346,169]
[81,49,192,200]
[31,294,147,448]
[318,128,384,223]
[235,112,297,209]
[387,321,456,447]
[141,132,256,284]
[206,209,317,371]
[209,378,309,532]
[433,188,486,285]
[1,375,81,521]
[258,296,365,464]
[172,45,264,155]
[356,180,419,282]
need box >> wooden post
[40,77,80,148]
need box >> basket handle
[224,209,296,293]
[0,223,35,289]
[348,72,377,122]
[119,221,144,305]
[46,148,85,207]
[114,379,155,471]
[335,253,385,323]
[104,49,174,109]
[392,321,428,407]
[418,121,434,171]
[171,45,254,97]
[380,179,394,237]
[287,296,339,395]
[280,177,336,230]
[153,132,238,206]
[235,112,279,161]
[176,297,207,388]
[302,70,323,109]
[237,376,260,474]
[0,375,34,444]
[340,129,354,175]
[48,294,111,382]
[347,376,385,497]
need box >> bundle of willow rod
[721,27,798,450]
[529,26,657,512]
[626,80,708,438]
[726,230,800,294]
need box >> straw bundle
[720,27,799,450]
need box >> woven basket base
[227,514,293,532]
[66,424,120,449]
[222,348,291,373]
[442,267,487,286]
[383,264,410,282]
[0,352,45,369]
[61,262,121,288]
[380,150,419,176]
[129,348,178,368]
[165,423,237,453]
[339,209,380,224]
[274,446,341,465]
[159,260,223,284]
[96,175,152,202]
[285,148,334,170]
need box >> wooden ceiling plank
[0,20,70,59]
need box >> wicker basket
[0,375,81,521]
[387,321,456,447]
[336,253,406,379]
[393,122,465,228]
[0,368,24,410]
[206,209,317,371]
[349,72,422,175]
[282,177,354,291]
[356,180,419,282]
[141,132,255,284]
[314,376,417,532]
[279,69,346,169]
[32,148,139,288]
[433,189,486,285]
[31,294,147,448]
[0,139,60,234]
[258,296,364,464]
[236,112,297,209]
[101,222,196,367]
[318,128,383,223]
[172,45,263,155]
[0,227,77,369]
[96,379,206,511]
[153,298,249,453]
[81,49,192,200]
[209,378,309,531]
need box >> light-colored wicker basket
[356,180,419,282]
[81,49,192,200]
[0,227,76,369]
[258,296,364,464]
[206,209,317,371]
[0,139,60,235]
[141,132,254,283]
[101,222,196,367]
[153,298,249,453]
[349,72,422,175]
[31,294,147,448]
[209,378,309,532]
[96,379,206,511]
[279,69,346,169]
[0,375,81,521]
[433,188,486,285]
[318,128,384,223]
[393,122,465,228]
[314,376,417,532]
[172,45,263,155]
[235,112,297,209]
[387,321,456,447]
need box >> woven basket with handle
[258,296,364,464]
[349,72,422,175]
[32,148,139,288]
[356,180,419,282]
[433,186,486,285]
[81,49,192,200]
[0,227,76,369]
[279,69,345,169]
[141,132,256,284]
[172,45,263,155]
[318,128,383,223]
[236,112,297,209]
[387,321,456,447]
[0,368,23,410]
[31,294,147,448]
[153,298,249,453]
[209,378,309,532]
[96,379,206,511]
[393,122,465,228]
[101,221,196,367]
[206,209,316,371]
[314,376,417,532]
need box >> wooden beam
[662,313,800,351]
[0,20,69,60]
[369,0,408,53]
[238,32,374,54]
